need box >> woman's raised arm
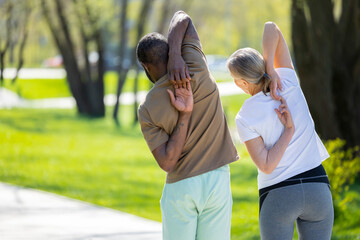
[262,22,294,99]
[263,22,294,70]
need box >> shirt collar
[154,74,168,87]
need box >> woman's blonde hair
[227,47,271,95]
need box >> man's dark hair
[136,32,169,66]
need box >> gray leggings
[259,182,334,240]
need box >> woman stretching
[227,22,334,240]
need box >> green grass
[3,78,71,99]
[3,70,151,99]
[0,106,359,239]
[222,94,250,126]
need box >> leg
[259,185,304,240]
[160,180,199,240]
[296,183,334,240]
[196,166,232,240]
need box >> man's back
[139,38,239,183]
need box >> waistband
[259,164,330,197]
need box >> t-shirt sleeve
[138,106,169,152]
[276,68,299,88]
[235,116,260,143]
[181,37,210,83]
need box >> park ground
[0,74,360,239]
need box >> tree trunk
[113,0,130,126]
[0,2,13,87]
[133,66,140,124]
[12,2,31,84]
[157,0,172,35]
[41,0,105,117]
[291,0,360,147]
[113,0,154,125]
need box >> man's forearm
[157,112,191,172]
[168,11,191,56]
[166,112,191,157]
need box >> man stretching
[136,11,239,240]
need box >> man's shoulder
[139,82,175,119]
[143,84,168,106]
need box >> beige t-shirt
[138,37,239,183]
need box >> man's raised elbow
[173,11,191,23]
[174,10,189,17]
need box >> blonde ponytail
[227,47,270,95]
[260,72,271,94]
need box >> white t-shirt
[235,68,329,189]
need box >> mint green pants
[160,165,232,240]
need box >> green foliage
[3,0,291,67]
[323,138,360,230]
[323,139,360,200]
[185,0,291,55]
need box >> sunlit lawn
[3,70,234,100]
[3,70,151,99]
[0,101,359,239]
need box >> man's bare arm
[151,82,193,173]
[167,11,199,87]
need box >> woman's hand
[275,96,294,131]
[268,68,282,101]
[167,81,193,113]
[246,96,295,174]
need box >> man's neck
[153,66,167,83]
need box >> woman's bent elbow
[259,164,275,174]
[265,21,277,28]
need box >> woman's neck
[249,84,263,96]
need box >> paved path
[0,183,162,240]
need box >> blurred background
[0,0,359,239]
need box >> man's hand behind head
[167,11,199,89]
[168,53,191,88]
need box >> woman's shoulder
[275,67,299,87]
[237,95,274,123]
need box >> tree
[113,0,154,125]
[0,0,31,86]
[112,0,129,126]
[41,0,105,117]
[291,0,360,147]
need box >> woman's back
[236,67,329,189]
